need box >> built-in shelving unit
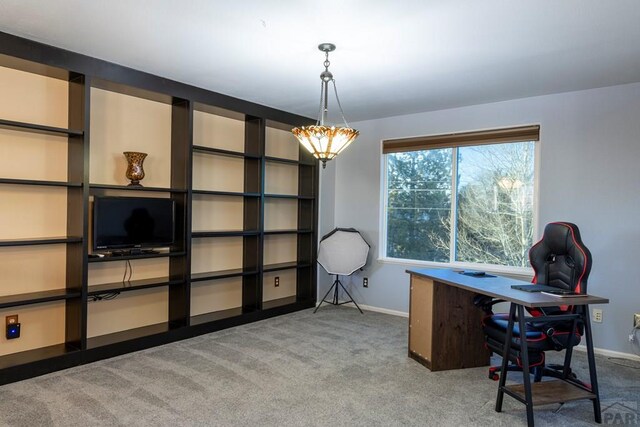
[0,31,317,385]
[260,123,317,310]
[0,48,86,384]
[189,105,262,323]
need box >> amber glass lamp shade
[292,125,359,168]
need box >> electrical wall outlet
[634,313,640,329]
[592,308,603,323]
[274,276,279,287]
[363,278,368,288]
[5,315,20,340]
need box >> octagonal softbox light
[317,228,370,276]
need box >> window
[383,126,538,269]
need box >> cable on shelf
[122,259,133,283]
[90,291,121,302]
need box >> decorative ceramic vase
[123,151,147,186]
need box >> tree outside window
[385,141,535,268]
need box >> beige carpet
[0,306,637,426]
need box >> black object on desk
[510,284,558,292]
[459,270,496,278]
[540,290,589,297]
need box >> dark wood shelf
[262,296,298,310]
[86,322,170,349]
[192,189,261,197]
[88,277,183,296]
[88,251,186,263]
[0,289,81,309]
[263,261,299,272]
[264,193,302,199]
[264,229,313,235]
[191,268,258,282]
[190,307,243,325]
[0,343,79,370]
[192,230,260,238]
[264,194,314,200]
[264,156,300,165]
[0,236,82,247]
[193,145,260,159]
[0,118,83,137]
[89,184,187,193]
[264,229,298,235]
[0,177,82,188]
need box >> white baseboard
[314,300,408,317]
[574,344,640,362]
[316,301,640,362]
[356,303,409,318]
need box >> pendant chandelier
[292,43,359,168]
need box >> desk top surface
[406,268,609,307]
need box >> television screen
[93,196,175,251]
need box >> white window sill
[377,256,533,280]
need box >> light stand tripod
[314,274,363,314]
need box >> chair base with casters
[314,275,363,314]
[476,294,588,387]
[482,313,588,388]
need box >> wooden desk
[406,271,493,370]
[406,268,609,427]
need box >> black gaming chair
[477,222,592,382]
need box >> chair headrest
[542,222,582,254]
[529,222,592,292]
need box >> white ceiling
[0,1,639,122]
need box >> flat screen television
[92,196,175,251]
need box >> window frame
[379,128,540,276]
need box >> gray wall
[320,82,640,354]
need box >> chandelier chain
[316,80,325,125]
[331,79,350,128]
